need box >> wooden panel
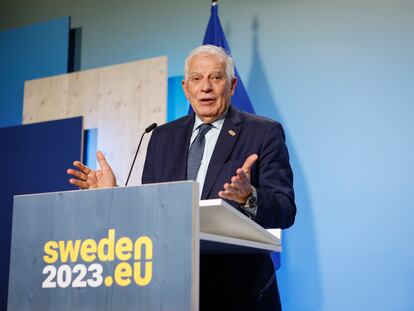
[23,57,167,186]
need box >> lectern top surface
[199,199,281,247]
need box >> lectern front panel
[8,181,199,311]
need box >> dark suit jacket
[142,105,296,310]
[142,104,296,229]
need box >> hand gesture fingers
[97,151,112,171]
[72,160,91,175]
[67,151,116,189]
[242,154,258,172]
[68,177,94,189]
[95,151,116,188]
[67,161,98,189]
[236,168,248,183]
[67,166,89,181]
[219,154,258,204]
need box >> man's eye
[211,75,224,81]
[190,76,201,83]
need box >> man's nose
[200,78,213,92]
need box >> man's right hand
[67,151,116,189]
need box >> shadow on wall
[246,16,322,311]
[68,27,82,72]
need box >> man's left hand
[218,154,258,204]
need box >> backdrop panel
[0,17,69,127]
[23,57,167,186]
[0,117,83,310]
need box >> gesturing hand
[218,154,258,204]
[67,151,116,189]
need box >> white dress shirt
[189,111,258,217]
[190,114,225,198]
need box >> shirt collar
[193,108,228,132]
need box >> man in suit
[68,45,296,310]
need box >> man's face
[182,54,237,123]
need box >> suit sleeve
[253,122,296,229]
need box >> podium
[8,181,280,311]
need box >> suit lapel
[201,106,242,199]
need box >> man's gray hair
[184,45,235,81]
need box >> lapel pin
[228,129,236,136]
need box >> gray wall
[1,1,413,310]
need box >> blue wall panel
[0,117,83,309]
[0,17,70,127]
[83,128,98,169]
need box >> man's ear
[182,79,190,99]
[230,77,237,96]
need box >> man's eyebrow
[189,70,225,75]
[188,72,202,76]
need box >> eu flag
[201,2,281,271]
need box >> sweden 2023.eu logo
[41,229,153,288]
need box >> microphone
[144,122,157,133]
[125,123,157,186]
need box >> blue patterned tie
[187,123,213,181]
